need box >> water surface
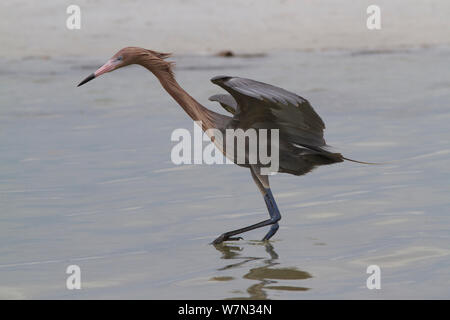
[0,47,449,299]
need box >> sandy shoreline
[1,0,449,58]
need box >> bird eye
[116,56,123,61]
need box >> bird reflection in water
[212,242,312,299]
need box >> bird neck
[140,59,217,130]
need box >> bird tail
[301,144,384,165]
[342,156,383,165]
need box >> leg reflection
[212,242,312,299]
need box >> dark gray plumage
[208,94,237,114]
[210,76,343,176]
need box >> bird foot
[211,234,243,245]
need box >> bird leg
[261,188,281,241]
[211,167,281,244]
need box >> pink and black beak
[77,58,119,87]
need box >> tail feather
[299,144,384,165]
[342,157,383,165]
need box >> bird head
[77,47,172,87]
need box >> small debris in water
[216,50,235,57]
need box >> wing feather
[208,94,237,115]
[211,76,326,147]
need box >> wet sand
[1,0,450,58]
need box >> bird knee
[272,211,281,223]
[271,216,281,224]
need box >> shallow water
[1,47,450,299]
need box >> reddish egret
[78,47,372,244]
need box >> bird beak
[77,59,116,87]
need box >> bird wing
[210,76,326,147]
[208,94,237,115]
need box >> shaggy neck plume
[138,54,218,130]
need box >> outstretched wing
[208,94,237,115]
[211,76,326,147]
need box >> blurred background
[0,0,449,299]
[1,0,450,57]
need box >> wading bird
[78,47,371,244]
